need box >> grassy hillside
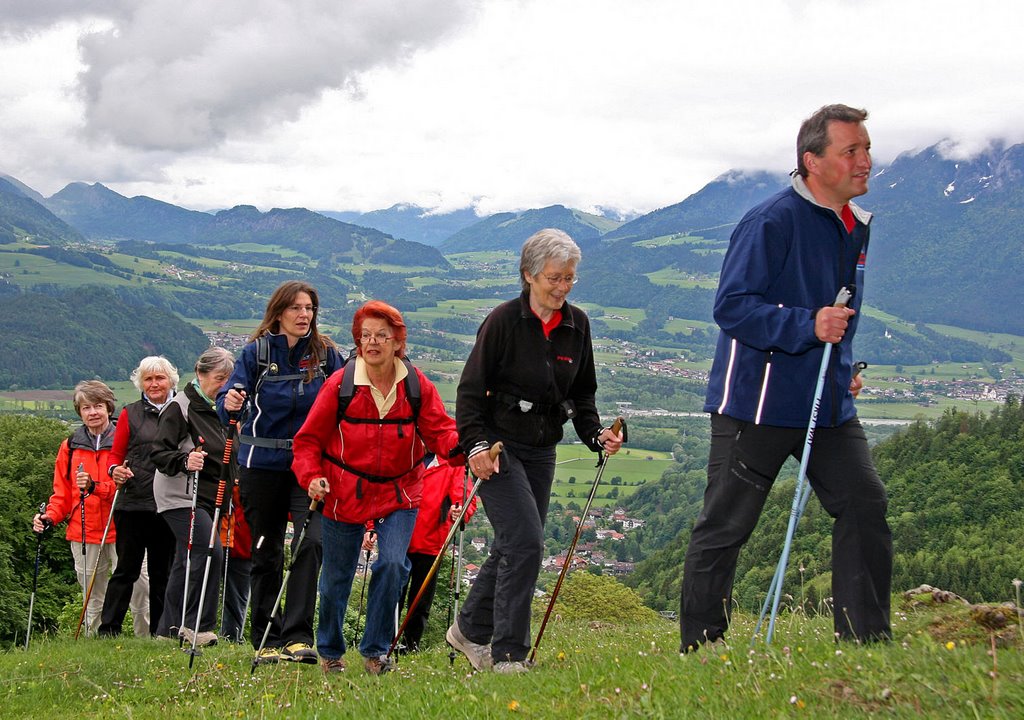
[1,598,1020,718]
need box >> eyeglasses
[285,304,317,314]
[542,273,579,286]
[359,331,394,344]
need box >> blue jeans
[318,509,418,660]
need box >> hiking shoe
[254,646,281,664]
[363,655,393,676]
[446,622,493,671]
[282,642,318,664]
[179,627,218,648]
[321,657,347,674]
[493,660,533,674]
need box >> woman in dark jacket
[98,356,179,637]
[217,281,343,663]
[448,228,622,673]
[152,347,234,646]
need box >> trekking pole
[26,502,48,650]
[353,529,375,647]
[219,490,235,638]
[753,360,868,644]
[530,417,626,663]
[251,487,324,674]
[75,486,120,640]
[753,287,854,645]
[387,442,503,660]
[187,428,237,669]
[454,465,469,620]
[445,540,458,665]
[76,463,87,632]
[447,464,470,664]
[179,437,203,648]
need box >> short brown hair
[72,380,116,417]
[796,104,869,178]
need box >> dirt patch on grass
[0,390,73,401]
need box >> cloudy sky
[2,0,1022,217]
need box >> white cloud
[1,0,1022,214]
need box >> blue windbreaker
[216,332,344,470]
[703,176,871,428]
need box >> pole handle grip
[488,441,503,459]
[833,285,855,308]
[308,479,327,512]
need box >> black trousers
[240,466,322,649]
[400,551,443,651]
[159,506,222,634]
[680,414,892,650]
[98,509,175,636]
[458,439,556,663]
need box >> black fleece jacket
[457,291,603,452]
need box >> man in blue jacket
[681,104,892,652]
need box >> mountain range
[3,139,1023,334]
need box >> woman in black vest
[98,356,180,637]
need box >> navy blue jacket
[703,177,871,428]
[217,332,344,470]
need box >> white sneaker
[446,622,493,671]
[179,627,218,648]
[493,660,532,674]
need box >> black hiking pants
[240,467,322,649]
[458,439,556,663]
[680,413,892,651]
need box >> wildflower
[507,700,520,712]
[945,641,955,651]
[556,651,567,662]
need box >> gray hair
[796,104,869,178]
[194,346,234,377]
[519,228,582,292]
[130,356,180,392]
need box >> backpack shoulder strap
[65,435,75,485]
[336,349,359,423]
[256,335,270,372]
[400,357,421,424]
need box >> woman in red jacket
[292,300,463,675]
[33,380,119,635]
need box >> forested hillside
[625,397,1024,611]
[0,287,210,389]
[0,415,78,641]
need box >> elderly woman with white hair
[97,356,181,637]
[152,347,235,645]
[448,228,623,673]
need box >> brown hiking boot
[321,657,347,673]
[363,656,393,676]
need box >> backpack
[335,350,421,431]
[241,336,334,450]
[321,352,424,500]
[252,334,332,397]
